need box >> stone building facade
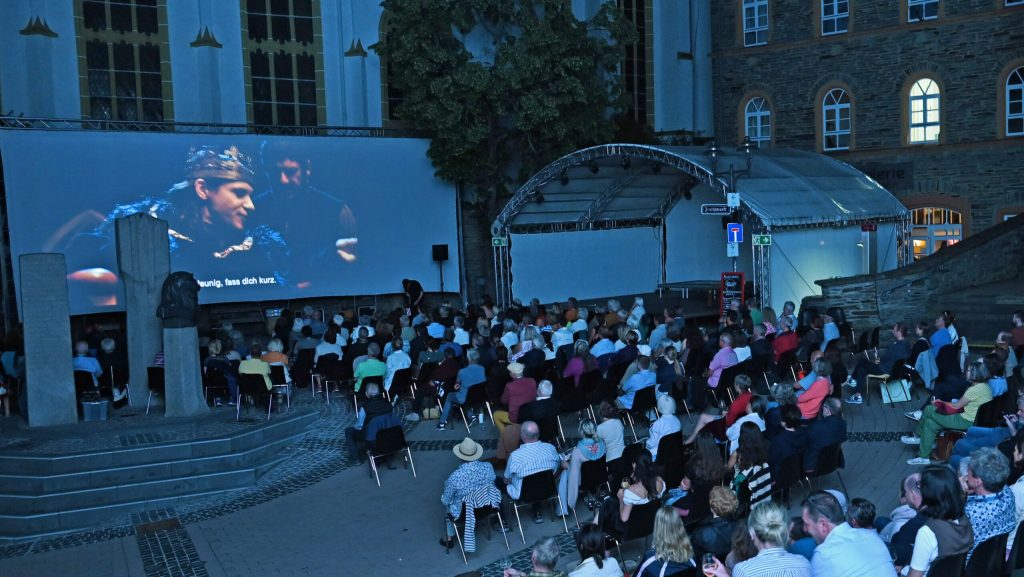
[710,0,1024,256]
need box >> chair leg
[495,510,511,550]
[236,392,241,420]
[556,496,569,533]
[512,503,526,544]
[450,518,467,564]
[486,402,497,427]
[836,470,849,496]
[556,416,566,443]
[146,391,153,415]
[370,455,381,487]
[266,394,273,420]
[625,413,638,443]
[407,447,417,478]
[458,406,471,434]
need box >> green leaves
[372,0,634,208]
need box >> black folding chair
[509,470,568,543]
[146,366,165,414]
[203,366,230,406]
[605,500,659,561]
[804,443,848,496]
[655,431,684,466]
[292,348,315,388]
[966,532,1008,577]
[386,367,414,402]
[313,353,340,403]
[367,425,416,487]
[269,364,290,409]
[1004,521,1024,576]
[237,373,274,421]
[447,502,510,564]
[772,453,805,507]
[621,386,658,443]
[930,553,966,577]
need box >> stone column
[115,214,169,407]
[20,253,77,426]
[162,327,209,417]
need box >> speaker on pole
[432,244,448,295]
[432,244,449,262]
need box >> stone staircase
[0,409,317,542]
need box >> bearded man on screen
[254,141,358,288]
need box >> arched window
[822,88,851,151]
[908,78,940,144]
[1007,67,1024,136]
[744,97,771,146]
[910,207,961,260]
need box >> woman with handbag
[902,359,994,466]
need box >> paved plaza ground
[0,384,927,577]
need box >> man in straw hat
[441,437,502,552]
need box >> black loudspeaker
[432,244,449,262]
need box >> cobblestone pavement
[0,385,924,577]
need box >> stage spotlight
[651,162,662,174]
[621,157,631,169]
[559,170,569,186]
[588,161,599,174]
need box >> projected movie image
[0,132,458,314]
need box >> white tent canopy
[492,143,910,308]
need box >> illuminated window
[77,0,168,122]
[243,0,321,127]
[821,0,849,35]
[910,207,961,260]
[822,89,851,151]
[1008,67,1024,136]
[908,0,938,22]
[744,97,771,146]
[743,0,769,47]
[909,78,940,144]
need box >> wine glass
[702,553,717,576]
[500,556,513,572]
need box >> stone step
[0,427,306,495]
[0,410,317,476]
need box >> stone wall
[812,215,1024,332]
[710,1,1024,231]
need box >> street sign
[726,223,744,243]
[701,204,732,215]
[752,234,772,246]
[726,242,739,257]
[491,236,508,247]
[727,192,740,208]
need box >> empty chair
[386,367,415,402]
[965,532,1008,577]
[313,353,340,402]
[269,364,291,409]
[804,444,847,496]
[203,366,230,406]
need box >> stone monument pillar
[20,254,77,426]
[157,272,209,417]
[115,214,170,407]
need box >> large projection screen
[0,131,459,315]
[510,228,661,304]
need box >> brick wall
[711,1,1024,231]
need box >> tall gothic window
[744,97,771,146]
[908,78,940,144]
[822,89,851,150]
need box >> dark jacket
[518,397,561,424]
[769,427,808,473]
[690,516,735,562]
[804,415,847,472]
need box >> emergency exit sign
[753,234,772,246]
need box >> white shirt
[384,350,411,391]
[591,339,615,358]
[734,346,752,363]
[453,327,470,346]
[501,331,519,350]
[908,524,939,575]
[350,325,375,343]
[811,523,897,577]
[552,328,574,349]
[570,319,588,334]
[645,414,681,460]
[727,412,766,454]
[569,557,623,577]
[314,341,342,363]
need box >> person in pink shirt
[706,332,738,390]
[797,358,833,420]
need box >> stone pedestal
[115,214,169,407]
[20,254,77,426]
[162,327,209,417]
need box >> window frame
[907,0,939,23]
[822,88,852,151]
[742,0,769,47]
[74,0,173,123]
[240,0,325,128]
[1006,66,1024,137]
[743,96,772,146]
[820,0,850,36]
[907,77,941,145]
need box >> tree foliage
[373,0,635,208]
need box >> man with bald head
[500,421,562,524]
[887,473,925,568]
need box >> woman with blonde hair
[704,501,810,576]
[636,506,698,577]
[558,419,607,515]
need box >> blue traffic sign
[726,223,744,243]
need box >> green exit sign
[491,237,508,247]
[752,234,772,246]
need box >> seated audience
[492,362,538,433]
[500,421,561,524]
[596,401,626,463]
[518,379,561,427]
[383,337,411,393]
[726,395,767,455]
[729,422,772,511]
[796,358,832,419]
[595,450,665,534]
[706,333,738,392]
[504,537,565,577]
[706,500,812,577]
[558,419,607,516]
[353,342,386,393]
[646,395,681,460]
[569,524,622,577]
[951,394,1024,471]
[203,338,238,405]
[800,491,896,577]
[964,446,1016,560]
[848,323,911,405]
[239,344,272,390]
[886,474,926,567]
[804,398,847,474]
[768,404,807,474]
[636,506,698,577]
[343,383,393,464]
[901,465,972,577]
[437,349,486,430]
[690,487,739,562]
[72,340,102,385]
[440,437,500,552]
[725,375,754,427]
[616,356,656,410]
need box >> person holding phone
[702,501,810,576]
